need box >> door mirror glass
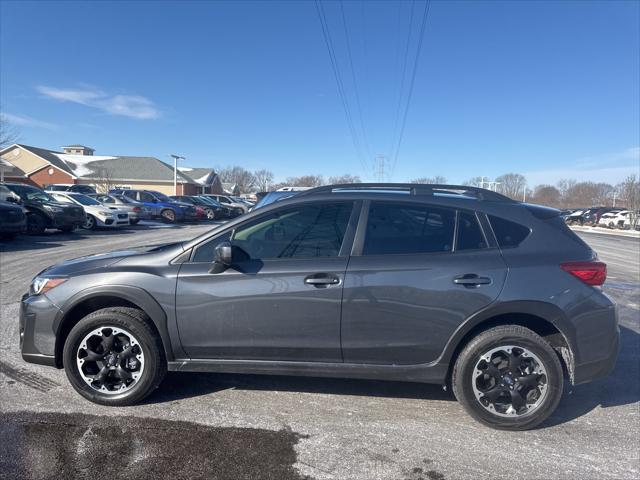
[209,241,233,273]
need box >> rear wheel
[59,225,76,233]
[161,209,176,223]
[130,218,140,225]
[63,307,166,406]
[205,208,215,220]
[27,213,46,235]
[452,325,563,430]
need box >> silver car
[91,194,152,225]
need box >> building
[0,144,223,195]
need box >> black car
[0,200,27,239]
[20,183,618,430]
[2,183,85,234]
[170,195,225,220]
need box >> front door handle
[304,273,340,287]
[453,274,492,287]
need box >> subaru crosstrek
[109,189,197,223]
[20,184,618,430]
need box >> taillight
[133,206,141,212]
[560,261,607,286]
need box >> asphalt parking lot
[0,226,638,480]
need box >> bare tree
[253,169,274,192]
[328,174,361,184]
[495,173,526,199]
[617,175,639,228]
[410,176,447,184]
[562,181,615,208]
[531,185,562,208]
[0,113,20,149]
[556,178,577,208]
[462,176,485,187]
[94,166,117,194]
[283,175,325,187]
[218,166,256,193]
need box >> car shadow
[146,371,455,405]
[146,325,638,427]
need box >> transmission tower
[373,155,389,182]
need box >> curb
[570,225,640,238]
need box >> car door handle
[453,274,492,287]
[304,274,340,287]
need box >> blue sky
[1,0,638,186]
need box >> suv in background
[204,194,247,215]
[2,183,85,234]
[170,195,224,220]
[109,189,198,223]
[19,183,618,430]
[91,194,152,225]
[45,184,97,195]
[0,199,27,239]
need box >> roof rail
[295,183,517,202]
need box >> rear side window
[456,211,487,251]
[488,215,531,248]
[363,202,456,255]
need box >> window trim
[186,199,360,264]
[452,210,492,253]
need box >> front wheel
[63,307,166,406]
[161,209,176,223]
[27,213,46,235]
[82,215,96,230]
[452,325,563,430]
[205,208,216,220]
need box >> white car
[597,211,620,228]
[613,210,638,230]
[50,192,130,229]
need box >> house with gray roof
[0,143,223,195]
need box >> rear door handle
[304,273,340,287]
[453,274,492,287]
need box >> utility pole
[612,190,617,207]
[169,154,185,195]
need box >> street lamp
[169,154,185,195]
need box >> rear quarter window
[488,215,531,248]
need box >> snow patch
[54,153,117,177]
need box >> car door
[176,200,359,362]
[341,200,507,365]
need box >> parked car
[1,183,85,234]
[597,211,620,228]
[203,194,248,215]
[0,199,27,239]
[45,184,97,194]
[91,194,152,225]
[580,207,619,226]
[170,195,222,220]
[611,210,639,230]
[252,190,298,210]
[20,183,618,430]
[50,192,130,230]
[109,189,198,223]
[0,184,21,203]
[565,209,586,225]
[195,195,235,218]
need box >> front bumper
[20,292,60,367]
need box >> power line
[339,0,371,162]
[314,0,369,175]
[390,0,432,179]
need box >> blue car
[109,189,198,223]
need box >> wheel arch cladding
[442,302,576,385]
[54,286,173,368]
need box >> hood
[40,242,182,276]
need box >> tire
[161,209,176,223]
[130,219,140,225]
[59,225,76,233]
[205,208,215,220]
[26,213,46,235]
[63,307,166,406]
[0,232,17,240]
[82,215,96,230]
[452,325,563,431]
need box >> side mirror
[209,241,233,274]
[6,196,19,204]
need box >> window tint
[456,211,487,251]
[99,195,115,203]
[192,232,232,263]
[488,215,531,248]
[363,202,455,255]
[139,192,155,203]
[232,202,352,260]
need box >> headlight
[30,277,67,295]
[98,211,113,218]
[44,205,64,213]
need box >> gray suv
[19,184,618,430]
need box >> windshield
[254,191,296,209]
[153,192,172,203]
[198,196,221,207]
[22,187,55,202]
[69,194,101,206]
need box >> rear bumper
[573,325,619,385]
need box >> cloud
[36,85,160,120]
[524,147,640,186]
[1,112,58,130]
